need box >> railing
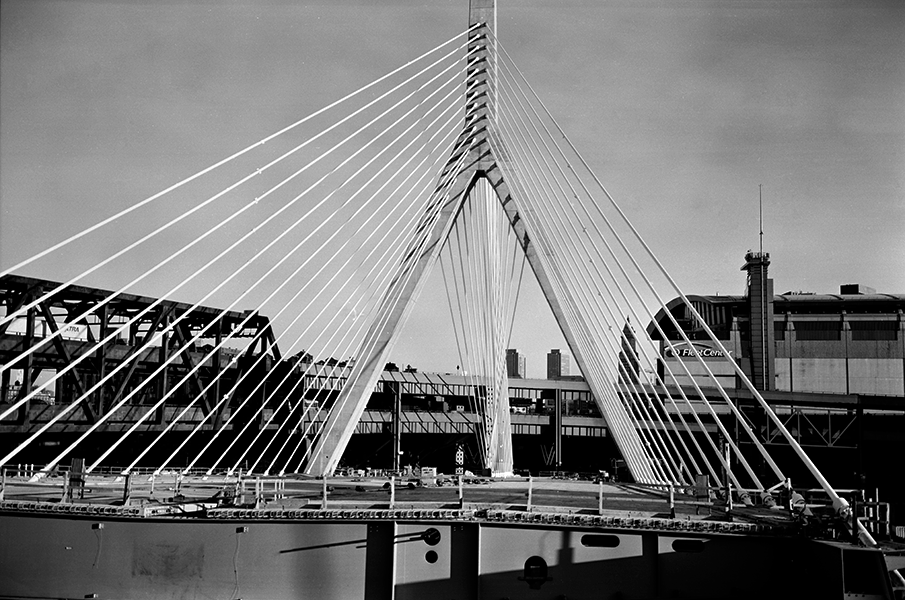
[1,466,886,543]
[0,469,690,516]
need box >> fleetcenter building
[647,251,905,397]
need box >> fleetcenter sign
[663,342,731,359]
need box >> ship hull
[0,509,894,599]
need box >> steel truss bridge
[0,0,881,547]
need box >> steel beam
[110,304,174,407]
[36,301,95,422]
[171,322,211,415]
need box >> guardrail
[1,468,888,541]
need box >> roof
[646,291,905,338]
[0,273,271,334]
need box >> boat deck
[0,470,804,536]
[3,472,897,600]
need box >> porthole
[580,534,620,548]
[422,527,441,546]
[519,556,551,590]
[672,539,705,553]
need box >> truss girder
[1,274,278,434]
[37,300,95,423]
[110,304,174,408]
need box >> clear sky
[2,0,903,378]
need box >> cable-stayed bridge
[0,0,873,545]
[3,4,903,600]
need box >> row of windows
[773,320,898,341]
[789,321,841,341]
[689,301,733,332]
[851,321,899,341]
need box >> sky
[1,0,903,378]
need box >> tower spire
[468,0,497,123]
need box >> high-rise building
[618,320,640,384]
[506,348,526,379]
[546,349,571,379]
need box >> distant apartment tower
[506,348,527,379]
[547,349,571,379]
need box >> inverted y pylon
[302,1,495,476]
[304,0,636,477]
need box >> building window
[774,321,786,341]
[794,321,841,341]
[850,321,898,341]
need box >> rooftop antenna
[759,184,763,255]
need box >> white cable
[493,84,687,484]
[19,77,466,473]
[226,125,476,474]
[0,52,471,429]
[292,133,479,474]
[102,90,466,473]
[492,39,771,486]
[217,104,469,475]
[0,26,480,322]
[486,114,658,481]
[0,38,478,394]
[146,89,467,476]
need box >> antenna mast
[759,184,763,255]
